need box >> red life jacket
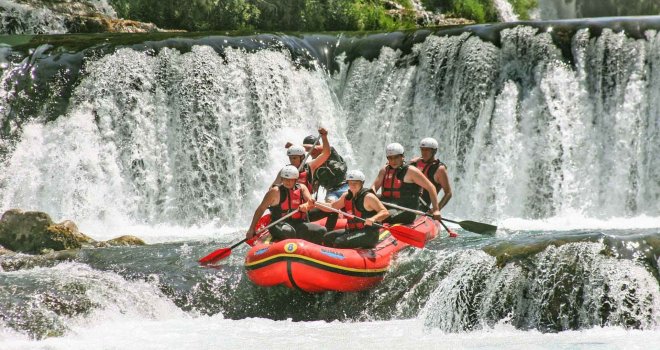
[344,188,377,230]
[269,184,305,221]
[297,163,313,193]
[380,164,420,208]
[413,158,446,207]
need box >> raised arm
[309,128,331,172]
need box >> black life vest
[312,147,347,190]
[380,164,420,208]
[413,158,446,206]
[344,188,378,231]
[269,184,304,222]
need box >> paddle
[381,201,497,235]
[314,202,427,248]
[198,209,300,265]
[298,134,321,172]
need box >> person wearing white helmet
[246,165,326,243]
[410,137,453,212]
[315,169,389,249]
[274,127,332,193]
[371,142,442,225]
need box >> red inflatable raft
[244,216,439,292]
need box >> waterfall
[0,21,659,227]
[533,0,578,20]
[0,45,350,225]
[336,26,660,221]
[421,242,660,331]
[494,0,519,22]
[0,0,68,34]
[0,0,117,34]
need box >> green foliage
[509,0,538,20]
[109,0,418,32]
[419,0,497,23]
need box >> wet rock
[104,235,146,247]
[65,15,165,33]
[385,1,475,28]
[0,209,93,254]
[0,249,78,271]
[0,244,15,256]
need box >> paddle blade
[458,220,497,235]
[387,225,426,248]
[198,248,232,265]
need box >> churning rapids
[1,16,660,349]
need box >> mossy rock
[104,235,146,247]
[0,209,94,254]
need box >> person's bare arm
[246,187,279,239]
[370,167,386,194]
[434,165,452,210]
[315,193,346,212]
[408,167,441,219]
[309,128,330,172]
[363,193,389,225]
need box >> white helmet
[346,169,366,182]
[286,145,306,156]
[419,137,438,150]
[385,143,405,156]
[280,165,300,179]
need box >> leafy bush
[109,0,418,32]
[509,0,538,20]
[420,0,497,23]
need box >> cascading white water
[336,26,660,221]
[0,45,350,227]
[533,0,578,20]
[1,25,660,229]
[420,242,660,331]
[493,0,519,22]
[0,0,68,34]
[0,0,117,34]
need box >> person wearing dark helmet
[246,165,326,244]
[317,170,389,249]
[283,129,345,229]
[410,137,453,210]
[371,143,442,225]
[300,133,348,202]
[274,127,331,192]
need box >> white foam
[2,317,659,350]
[499,214,660,232]
[75,220,242,244]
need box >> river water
[1,16,660,349]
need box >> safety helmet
[280,165,300,179]
[419,137,438,150]
[385,143,405,156]
[302,135,316,146]
[286,145,306,157]
[345,169,366,182]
